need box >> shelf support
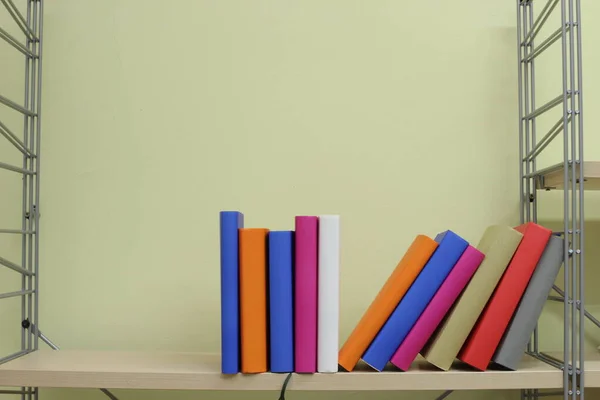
[0,350,28,366]
[0,290,34,300]
[0,25,37,58]
[0,389,35,395]
[24,323,121,400]
[434,390,453,400]
[522,0,559,45]
[524,25,567,63]
[0,119,35,158]
[0,229,35,234]
[0,94,37,116]
[550,285,600,328]
[523,115,570,162]
[0,0,38,41]
[0,160,35,175]
[0,255,34,276]
[523,93,569,120]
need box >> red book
[458,222,551,370]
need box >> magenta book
[294,216,319,373]
[390,245,484,371]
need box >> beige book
[421,225,523,370]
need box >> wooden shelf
[1,350,599,391]
[535,161,600,191]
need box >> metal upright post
[0,1,42,399]
[575,1,585,399]
[518,0,587,399]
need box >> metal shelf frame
[0,1,593,400]
[517,0,588,400]
[0,3,118,399]
[0,2,43,400]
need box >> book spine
[459,223,552,370]
[362,230,469,371]
[295,216,319,373]
[240,228,269,373]
[219,211,244,374]
[390,245,484,371]
[338,234,438,371]
[317,215,340,373]
[269,231,295,373]
[422,225,523,371]
[493,235,564,370]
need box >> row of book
[339,223,564,372]
[220,211,340,374]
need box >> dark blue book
[361,230,469,371]
[220,211,244,374]
[269,230,295,372]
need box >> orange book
[240,228,269,373]
[338,235,438,371]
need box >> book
[390,245,484,371]
[338,235,438,371]
[219,211,244,374]
[317,215,341,373]
[493,235,565,370]
[459,222,552,370]
[240,228,269,373]
[295,216,319,373]
[421,225,523,371]
[269,231,295,373]
[361,230,469,371]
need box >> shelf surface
[1,350,600,391]
[535,161,600,191]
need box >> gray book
[421,225,523,370]
[493,235,564,370]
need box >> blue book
[220,211,244,374]
[362,230,469,371]
[269,231,295,372]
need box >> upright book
[269,231,294,373]
[219,211,244,374]
[390,245,484,371]
[338,235,438,371]
[362,230,469,371]
[493,235,564,370]
[240,228,269,373]
[421,225,523,371]
[459,222,551,370]
[317,215,341,373]
[295,216,319,373]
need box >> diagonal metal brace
[551,285,600,328]
[24,322,120,400]
[435,390,453,400]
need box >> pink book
[390,245,484,371]
[294,216,319,373]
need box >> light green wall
[1,1,600,399]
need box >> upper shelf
[534,161,600,191]
[0,350,598,391]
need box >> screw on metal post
[278,373,292,400]
[529,194,535,202]
[21,319,30,329]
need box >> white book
[317,215,340,373]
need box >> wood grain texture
[2,350,600,390]
[535,161,600,190]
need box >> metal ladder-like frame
[518,0,586,399]
[0,1,44,399]
[0,1,591,400]
[437,1,589,399]
[0,1,117,399]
